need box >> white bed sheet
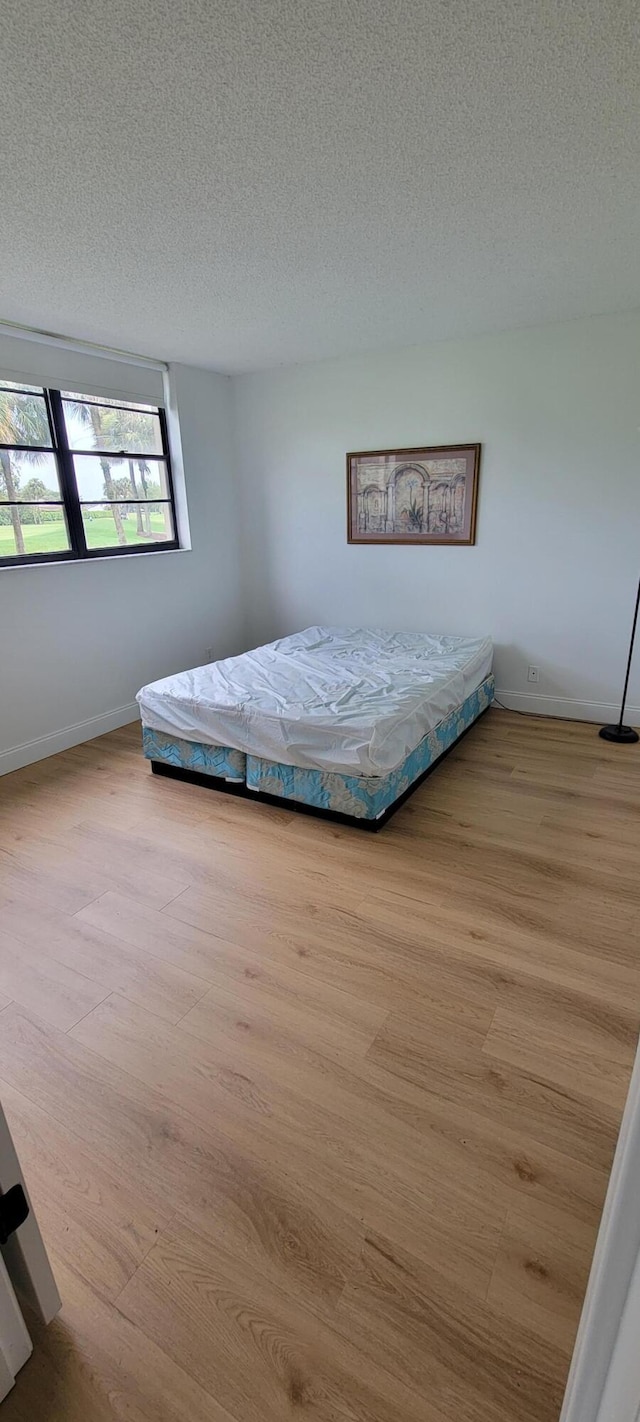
[137,626,493,776]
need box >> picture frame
[346,443,481,546]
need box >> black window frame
[0,383,179,568]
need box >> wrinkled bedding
[137,626,493,775]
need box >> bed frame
[144,674,495,831]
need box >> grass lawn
[0,512,171,557]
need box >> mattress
[136,626,493,776]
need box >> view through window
[0,382,178,564]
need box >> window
[0,381,178,566]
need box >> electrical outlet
[527,665,539,683]
[205,647,215,663]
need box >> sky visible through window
[0,385,161,498]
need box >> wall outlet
[527,665,539,683]
[205,647,215,663]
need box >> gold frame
[347,443,481,545]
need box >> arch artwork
[347,444,480,545]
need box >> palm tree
[127,459,145,535]
[68,401,128,546]
[135,457,153,535]
[68,400,156,544]
[102,410,154,536]
[0,390,50,554]
[0,449,23,553]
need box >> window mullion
[158,406,177,513]
[47,389,86,557]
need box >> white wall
[234,310,640,720]
[3,308,639,773]
[0,361,245,772]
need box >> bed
[136,626,494,828]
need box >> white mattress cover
[138,627,493,776]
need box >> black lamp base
[599,724,639,744]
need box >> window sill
[0,545,191,572]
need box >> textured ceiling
[2,0,639,373]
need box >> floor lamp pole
[599,576,640,744]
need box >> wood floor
[0,710,638,1422]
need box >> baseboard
[2,690,637,778]
[495,690,640,725]
[0,703,139,776]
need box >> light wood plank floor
[0,709,638,1421]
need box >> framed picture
[347,443,481,545]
